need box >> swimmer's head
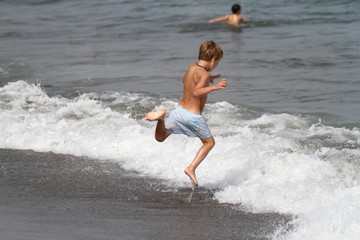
[232,4,241,14]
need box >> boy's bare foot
[144,110,165,121]
[184,167,198,187]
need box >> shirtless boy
[209,4,248,25]
[144,40,227,187]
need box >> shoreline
[0,148,292,240]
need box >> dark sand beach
[0,149,291,240]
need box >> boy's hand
[210,74,221,84]
[213,79,227,90]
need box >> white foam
[1,80,360,239]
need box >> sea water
[1,0,360,239]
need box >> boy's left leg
[184,136,215,187]
[145,110,171,142]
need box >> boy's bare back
[179,63,210,114]
[227,14,247,25]
[179,57,227,115]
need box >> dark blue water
[0,0,359,126]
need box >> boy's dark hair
[231,4,241,14]
[198,40,223,61]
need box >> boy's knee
[204,138,215,148]
[155,137,165,142]
[210,139,215,148]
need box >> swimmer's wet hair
[198,40,224,61]
[232,4,241,14]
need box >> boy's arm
[209,74,221,84]
[193,73,227,97]
[240,17,249,23]
[209,15,229,23]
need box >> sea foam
[0,81,359,240]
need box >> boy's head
[231,4,241,14]
[198,40,223,62]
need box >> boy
[144,40,227,187]
[209,4,248,25]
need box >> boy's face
[209,58,221,71]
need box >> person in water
[144,40,227,187]
[209,4,248,25]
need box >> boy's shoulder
[185,63,209,78]
[190,64,210,79]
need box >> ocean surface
[0,0,359,239]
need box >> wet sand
[0,149,292,240]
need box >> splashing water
[0,81,359,239]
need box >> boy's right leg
[184,136,215,187]
[145,110,171,142]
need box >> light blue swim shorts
[165,106,212,139]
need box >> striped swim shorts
[165,106,212,139]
